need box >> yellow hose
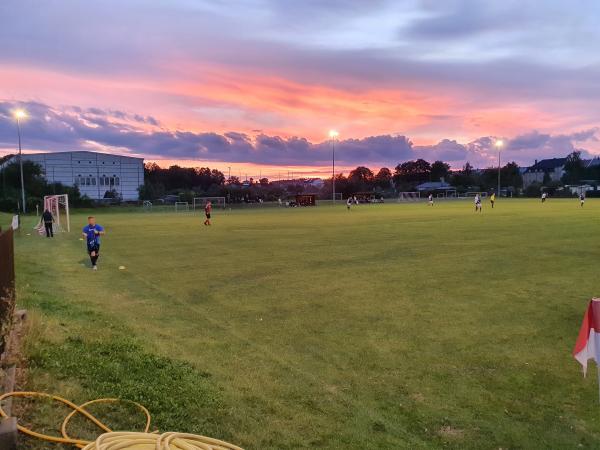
[0,391,243,449]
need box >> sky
[0,0,599,178]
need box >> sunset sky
[0,0,599,178]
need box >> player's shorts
[205,213,211,219]
[87,244,100,254]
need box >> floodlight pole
[497,148,501,199]
[331,137,336,203]
[16,116,26,213]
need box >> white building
[1,151,144,200]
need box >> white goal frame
[37,194,70,233]
[175,201,190,212]
[398,192,421,202]
[333,193,343,201]
[193,197,226,210]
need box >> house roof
[525,158,567,172]
[416,181,452,191]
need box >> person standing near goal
[490,192,495,208]
[428,194,433,206]
[474,194,482,212]
[204,200,212,226]
[40,208,55,238]
[579,193,585,207]
[346,196,353,210]
[82,216,105,270]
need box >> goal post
[37,194,70,234]
[193,197,226,210]
[175,202,189,212]
[398,192,421,202]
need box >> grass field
[8,199,600,449]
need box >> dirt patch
[437,425,465,440]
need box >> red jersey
[205,203,212,213]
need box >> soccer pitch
[11,199,600,448]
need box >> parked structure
[0,151,144,200]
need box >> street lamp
[329,130,339,203]
[14,109,27,213]
[495,139,504,199]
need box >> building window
[115,177,120,186]
[92,177,96,186]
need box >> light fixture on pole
[495,139,504,199]
[329,130,339,203]
[14,109,27,213]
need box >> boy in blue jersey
[82,216,105,270]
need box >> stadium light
[329,130,339,203]
[14,109,27,213]
[495,139,504,199]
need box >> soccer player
[82,216,105,270]
[346,196,353,210]
[428,194,433,206]
[474,194,482,212]
[204,200,212,225]
[490,192,495,208]
[40,208,54,238]
[580,193,585,207]
[541,192,547,203]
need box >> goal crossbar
[193,197,226,210]
[37,194,70,234]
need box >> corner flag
[573,298,600,376]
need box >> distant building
[522,158,566,188]
[0,151,144,200]
[415,181,453,192]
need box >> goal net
[175,202,189,212]
[398,192,421,202]
[37,194,70,234]
[193,197,226,210]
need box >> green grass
[9,199,600,449]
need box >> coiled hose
[0,391,243,449]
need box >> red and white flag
[573,298,600,376]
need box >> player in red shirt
[204,201,212,226]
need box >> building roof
[416,181,452,191]
[584,157,600,168]
[525,158,567,172]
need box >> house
[415,181,453,192]
[0,151,144,200]
[522,158,566,188]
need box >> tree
[393,159,431,186]
[500,162,523,189]
[430,161,450,182]
[349,166,374,184]
[374,167,392,189]
[562,151,585,184]
[259,177,269,186]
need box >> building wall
[19,151,143,200]
[523,167,565,188]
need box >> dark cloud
[0,101,596,169]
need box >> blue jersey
[83,224,104,248]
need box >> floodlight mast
[495,139,504,199]
[15,109,27,213]
[329,130,339,203]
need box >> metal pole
[332,137,335,203]
[497,149,501,199]
[16,117,26,213]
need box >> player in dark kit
[40,209,55,238]
[204,201,212,226]
[82,216,105,270]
